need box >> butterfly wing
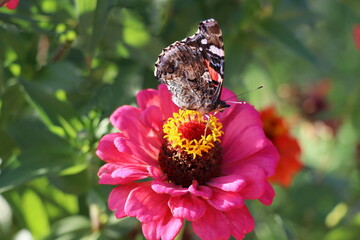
[183,19,225,106]
[154,42,209,111]
[154,19,228,114]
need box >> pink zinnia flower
[0,0,20,9]
[96,84,279,240]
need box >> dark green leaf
[0,119,79,193]
[49,169,90,195]
[257,18,316,64]
[44,216,91,240]
[20,79,83,133]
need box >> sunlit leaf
[30,178,79,219]
[325,226,360,240]
[22,189,50,239]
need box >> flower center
[159,110,223,187]
[177,121,211,141]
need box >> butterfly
[154,18,230,114]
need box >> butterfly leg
[203,113,211,137]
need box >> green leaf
[35,61,84,92]
[49,169,90,195]
[0,119,78,193]
[90,1,118,53]
[122,9,150,47]
[22,189,50,239]
[45,216,91,240]
[325,225,360,240]
[0,83,27,126]
[0,129,17,167]
[20,79,83,136]
[75,0,118,61]
[86,61,143,117]
[257,18,316,64]
[30,178,79,219]
[100,217,139,240]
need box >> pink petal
[258,181,275,205]
[112,164,149,179]
[221,87,237,102]
[222,134,279,178]
[96,133,144,164]
[125,186,170,223]
[220,103,279,178]
[142,106,163,134]
[222,124,267,165]
[220,102,262,136]
[220,106,274,168]
[151,181,188,196]
[230,138,279,177]
[5,0,19,9]
[108,183,145,219]
[111,106,161,154]
[224,206,254,239]
[98,163,145,185]
[136,88,160,110]
[114,136,158,166]
[207,189,244,211]
[192,206,230,240]
[147,166,167,180]
[110,105,141,131]
[168,194,206,221]
[223,164,267,200]
[219,102,261,130]
[207,175,246,192]
[98,163,119,184]
[188,181,213,199]
[142,211,183,240]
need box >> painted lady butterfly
[154,19,230,114]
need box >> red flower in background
[260,106,302,187]
[353,25,360,51]
[0,0,19,9]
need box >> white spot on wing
[201,38,208,45]
[209,45,224,57]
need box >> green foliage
[0,0,360,239]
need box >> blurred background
[0,0,360,239]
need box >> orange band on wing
[205,60,219,82]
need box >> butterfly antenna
[223,85,264,101]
